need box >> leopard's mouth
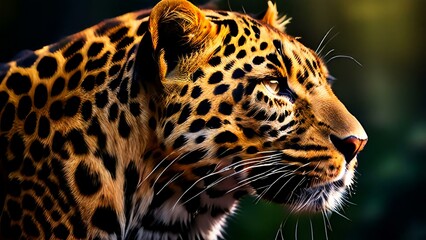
[247,159,357,213]
[286,161,357,213]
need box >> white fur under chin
[290,166,356,213]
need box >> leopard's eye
[263,78,295,102]
[264,80,280,94]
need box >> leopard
[0,0,368,239]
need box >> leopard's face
[146,0,367,214]
[0,0,367,238]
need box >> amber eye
[264,80,280,94]
[263,77,295,102]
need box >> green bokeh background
[1,0,425,239]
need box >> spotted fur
[0,0,367,239]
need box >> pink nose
[330,135,367,161]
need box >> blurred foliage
[1,0,425,239]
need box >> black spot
[88,42,104,57]
[112,49,126,62]
[163,121,175,139]
[224,44,236,56]
[243,64,252,72]
[129,102,141,117]
[266,53,281,67]
[208,71,223,84]
[241,126,256,139]
[118,112,131,138]
[166,103,182,117]
[108,64,121,76]
[81,100,93,121]
[67,129,88,155]
[254,110,267,121]
[148,117,157,130]
[206,116,221,129]
[52,131,66,154]
[232,68,245,79]
[244,81,258,96]
[64,96,81,117]
[216,145,242,158]
[6,73,32,95]
[214,84,229,95]
[282,54,293,75]
[224,61,235,71]
[34,84,48,109]
[191,86,202,99]
[189,119,205,133]
[87,117,107,149]
[191,69,204,82]
[95,90,108,108]
[180,85,189,96]
[23,215,40,237]
[260,42,268,50]
[253,56,265,65]
[91,207,121,235]
[219,102,233,115]
[65,53,83,72]
[195,135,206,144]
[98,151,117,179]
[251,25,260,38]
[109,103,119,121]
[246,146,258,154]
[51,77,65,97]
[116,36,134,49]
[75,161,102,195]
[53,223,70,239]
[24,112,37,135]
[1,103,15,131]
[81,75,95,91]
[38,116,50,139]
[196,99,211,115]
[124,162,139,224]
[86,51,110,72]
[17,95,32,120]
[223,34,231,45]
[236,50,246,59]
[212,19,238,36]
[214,131,238,143]
[68,70,81,90]
[192,164,215,177]
[63,39,85,58]
[110,26,129,43]
[177,104,191,124]
[49,100,63,120]
[173,135,188,149]
[70,211,87,238]
[232,83,244,103]
[208,56,221,66]
[238,36,246,46]
[178,149,208,164]
[37,56,58,79]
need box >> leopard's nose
[330,135,367,162]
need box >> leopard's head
[139,0,367,214]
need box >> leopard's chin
[287,167,356,213]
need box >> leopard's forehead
[199,9,330,93]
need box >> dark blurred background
[1,0,425,239]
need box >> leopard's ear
[259,1,290,32]
[149,0,215,78]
